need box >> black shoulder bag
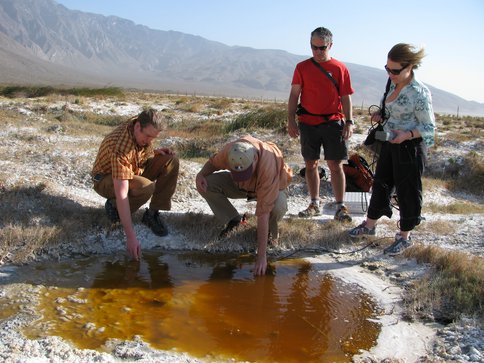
[364,78,392,155]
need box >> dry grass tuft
[0,181,104,264]
[436,114,483,141]
[403,245,484,323]
[225,105,287,133]
[425,201,484,214]
[0,225,60,264]
[166,212,352,256]
[280,219,351,251]
[447,151,484,196]
[415,220,456,235]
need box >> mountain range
[1,0,483,116]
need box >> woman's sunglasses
[384,64,409,75]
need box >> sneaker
[219,214,248,238]
[105,199,119,223]
[298,202,321,217]
[334,204,352,222]
[268,232,279,247]
[142,209,168,237]
[384,234,413,256]
[349,221,376,238]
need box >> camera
[375,130,395,141]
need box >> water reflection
[91,254,173,289]
[13,251,380,362]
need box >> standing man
[195,135,292,276]
[92,108,179,260]
[287,26,354,222]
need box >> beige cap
[228,141,256,182]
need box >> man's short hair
[311,27,333,43]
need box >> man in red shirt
[92,109,179,260]
[195,135,292,276]
[287,26,354,222]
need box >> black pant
[367,138,427,231]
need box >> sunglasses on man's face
[311,44,328,51]
[384,64,409,75]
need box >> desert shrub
[447,151,484,196]
[425,201,484,214]
[0,85,124,98]
[0,86,55,98]
[208,97,236,111]
[437,114,483,129]
[175,138,220,160]
[404,245,484,323]
[66,87,124,97]
[168,118,226,139]
[435,114,483,142]
[75,112,123,127]
[173,97,206,113]
[225,106,286,133]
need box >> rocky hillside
[1,0,484,115]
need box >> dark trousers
[94,154,179,213]
[367,138,427,231]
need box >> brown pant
[94,154,179,213]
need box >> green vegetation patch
[0,85,124,98]
[225,106,287,133]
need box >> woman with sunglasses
[349,43,435,255]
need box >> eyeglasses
[311,44,328,51]
[384,64,409,75]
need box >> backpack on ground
[343,154,374,192]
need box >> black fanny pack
[296,104,337,121]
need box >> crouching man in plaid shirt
[91,108,179,260]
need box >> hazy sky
[55,0,484,103]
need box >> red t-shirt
[291,57,354,125]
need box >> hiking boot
[105,199,120,223]
[219,214,248,238]
[384,233,413,256]
[349,220,376,238]
[334,204,352,222]
[142,209,168,237]
[298,202,321,217]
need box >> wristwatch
[345,119,354,125]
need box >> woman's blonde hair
[388,43,426,69]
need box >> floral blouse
[385,76,436,147]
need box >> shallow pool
[6,250,381,362]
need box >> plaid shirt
[92,119,153,180]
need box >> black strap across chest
[296,58,341,121]
[310,57,339,93]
